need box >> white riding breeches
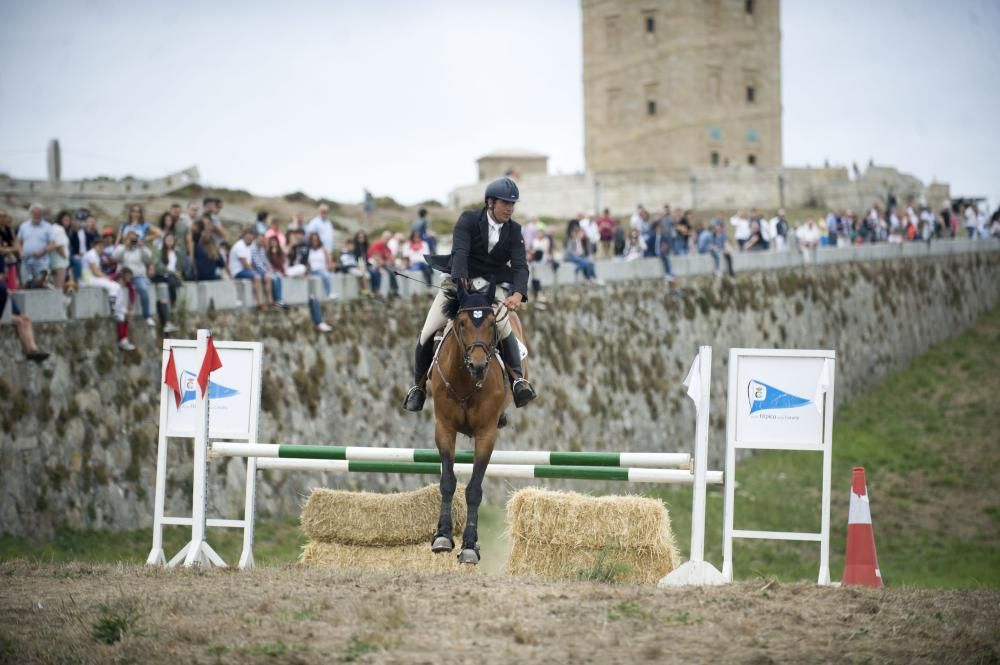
[419,282,512,345]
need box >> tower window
[745,0,754,14]
[646,16,655,33]
[711,152,720,166]
[748,154,757,166]
[647,100,656,115]
[605,15,620,53]
[746,85,755,103]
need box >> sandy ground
[1,561,997,665]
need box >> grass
[2,308,997,589]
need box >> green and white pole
[252,457,722,485]
[211,442,691,469]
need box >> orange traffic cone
[842,467,883,587]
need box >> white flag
[683,351,702,407]
[813,358,831,414]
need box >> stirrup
[511,377,536,408]
[402,385,426,412]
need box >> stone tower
[582,0,782,174]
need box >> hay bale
[301,541,478,575]
[300,484,466,546]
[504,488,679,585]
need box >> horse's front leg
[432,420,458,553]
[458,429,497,564]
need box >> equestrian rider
[402,177,537,412]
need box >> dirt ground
[1,561,997,665]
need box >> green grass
[3,308,998,589]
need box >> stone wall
[1,250,998,539]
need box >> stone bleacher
[1,238,996,324]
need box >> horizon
[1,0,998,210]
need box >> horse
[428,278,527,564]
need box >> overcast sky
[1,0,997,208]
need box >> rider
[402,177,537,412]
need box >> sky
[1,0,998,208]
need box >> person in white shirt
[81,237,122,303]
[795,219,820,263]
[228,228,267,308]
[730,210,751,250]
[964,205,977,239]
[305,204,336,254]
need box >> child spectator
[338,238,371,295]
[228,228,269,309]
[113,267,136,350]
[307,232,335,299]
[112,230,156,326]
[404,230,432,287]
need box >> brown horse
[428,280,526,564]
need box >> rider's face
[491,199,515,223]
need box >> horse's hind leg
[432,421,458,553]
[458,430,497,564]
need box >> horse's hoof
[457,548,481,565]
[431,536,454,553]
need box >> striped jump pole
[211,442,691,469]
[252,457,722,485]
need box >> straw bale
[301,541,479,575]
[505,488,676,548]
[300,484,466,546]
[504,488,679,585]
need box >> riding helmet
[484,177,520,204]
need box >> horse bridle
[453,304,500,387]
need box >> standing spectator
[796,219,821,262]
[612,217,626,257]
[15,203,55,287]
[251,232,285,308]
[368,230,399,297]
[202,197,227,245]
[307,231,336,299]
[306,204,336,255]
[228,228,268,309]
[708,220,736,277]
[180,201,199,229]
[673,208,691,255]
[655,205,673,256]
[254,210,269,236]
[0,210,19,289]
[194,228,225,280]
[404,230,433,287]
[0,281,49,362]
[116,204,152,245]
[362,189,375,222]
[730,210,751,250]
[528,221,554,303]
[596,208,616,259]
[563,225,600,283]
[629,204,649,235]
[288,211,305,233]
[353,231,380,295]
[410,208,437,254]
[579,211,599,255]
[285,228,310,278]
[67,211,95,282]
[623,227,647,260]
[113,231,156,326]
[264,213,287,250]
[112,267,136,350]
[768,209,789,251]
[150,233,182,332]
[50,210,73,291]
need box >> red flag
[196,336,223,397]
[164,348,182,408]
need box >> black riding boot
[500,333,536,408]
[402,337,437,412]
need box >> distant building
[583,0,781,174]
[477,149,549,182]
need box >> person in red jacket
[367,231,399,298]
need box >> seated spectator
[529,221,554,303]
[194,229,225,280]
[0,281,49,362]
[795,219,821,262]
[150,232,182,332]
[353,231,381,296]
[1,209,19,289]
[81,236,122,303]
[113,267,136,350]
[338,238,371,294]
[285,228,310,278]
[368,231,399,298]
[695,223,713,255]
[228,228,269,309]
[251,232,285,308]
[266,236,287,275]
[744,220,769,251]
[112,230,156,327]
[564,226,600,283]
[99,226,118,276]
[15,203,55,287]
[309,294,333,333]
[623,228,647,261]
[307,231,336,299]
[50,210,73,291]
[404,230,433,288]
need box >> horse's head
[442,279,498,382]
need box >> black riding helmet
[484,177,519,204]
